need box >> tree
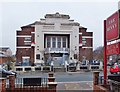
[93,46,104,61]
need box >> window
[24,37,31,45]
[52,37,56,48]
[47,37,51,48]
[22,57,30,66]
[63,37,66,48]
[24,37,31,41]
[82,38,86,45]
[36,54,40,59]
[24,42,31,45]
[57,37,61,48]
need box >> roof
[45,12,70,19]
[21,22,35,28]
[79,26,87,29]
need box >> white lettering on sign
[107,18,117,31]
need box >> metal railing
[6,77,48,88]
[98,76,120,92]
[44,48,69,53]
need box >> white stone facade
[34,13,80,65]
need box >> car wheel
[110,72,113,74]
[115,72,118,74]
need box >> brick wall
[0,57,8,64]
[16,26,35,64]
[79,27,93,61]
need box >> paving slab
[57,81,93,91]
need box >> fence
[14,66,51,73]
[5,77,48,92]
[6,77,48,88]
[1,72,57,92]
[14,64,103,73]
[98,76,120,92]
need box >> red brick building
[79,27,93,61]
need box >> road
[17,71,104,82]
[17,71,96,90]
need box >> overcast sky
[0,0,119,54]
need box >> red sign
[106,11,119,41]
[107,42,120,55]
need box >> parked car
[89,60,100,65]
[109,63,120,74]
[107,62,114,66]
[0,68,17,77]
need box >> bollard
[48,82,57,92]
[9,75,15,90]
[48,72,54,77]
[48,77,55,82]
[93,71,100,85]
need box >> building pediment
[45,12,70,19]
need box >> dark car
[0,68,17,77]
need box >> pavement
[57,81,93,90]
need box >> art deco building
[16,12,93,66]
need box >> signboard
[107,42,120,55]
[106,11,119,41]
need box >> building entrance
[51,53,69,67]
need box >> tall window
[57,37,61,48]
[63,37,66,48]
[52,37,56,48]
[47,37,51,48]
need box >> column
[66,37,68,48]
[93,71,100,85]
[46,36,47,48]
[9,75,15,90]
[51,37,52,48]
[61,37,63,48]
[48,72,57,92]
[1,78,6,92]
[56,37,57,48]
